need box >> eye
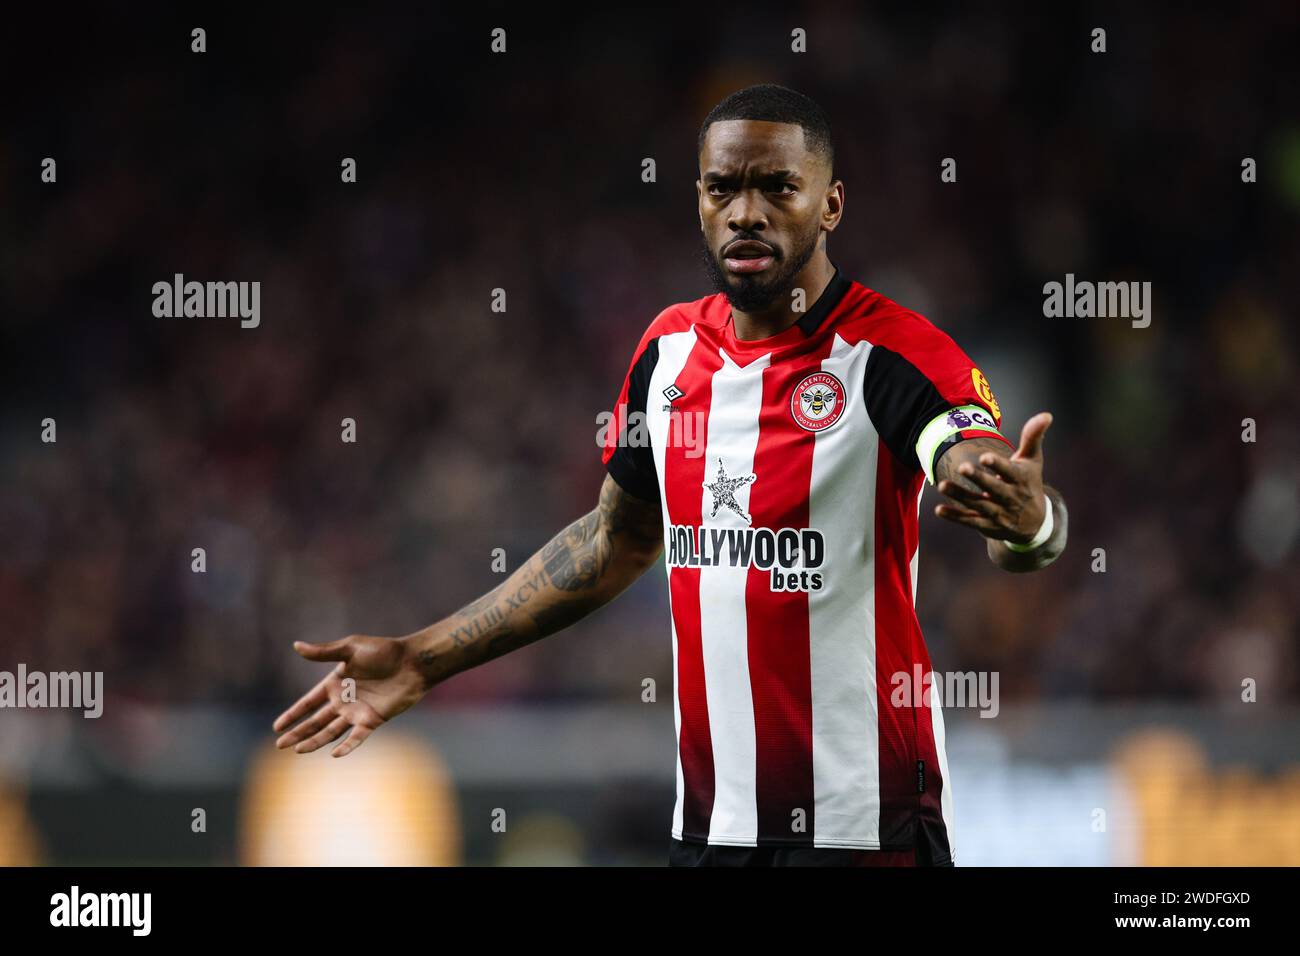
[707,182,733,197]
[769,181,797,194]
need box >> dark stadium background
[2,4,1298,864]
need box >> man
[273,84,1068,867]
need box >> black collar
[795,266,852,335]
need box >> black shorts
[668,837,955,867]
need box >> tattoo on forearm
[444,559,549,645]
[421,477,664,682]
[432,479,660,665]
[541,511,606,591]
[598,476,662,547]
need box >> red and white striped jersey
[601,268,1011,861]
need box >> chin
[724,284,784,312]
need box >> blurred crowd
[3,5,1298,714]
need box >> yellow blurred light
[239,734,461,866]
[1112,728,1300,866]
[0,782,42,866]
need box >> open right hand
[272,635,428,758]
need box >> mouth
[723,239,776,275]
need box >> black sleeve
[605,338,661,503]
[861,345,954,473]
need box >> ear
[696,179,704,231]
[823,179,845,232]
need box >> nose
[727,190,768,235]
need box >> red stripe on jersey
[664,337,725,841]
[873,438,925,848]
[744,337,836,843]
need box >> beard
[700,221,821,313]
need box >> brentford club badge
[790,371,846,432]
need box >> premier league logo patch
[790,371,847,432]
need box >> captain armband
[916,404,1012,486]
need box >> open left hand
[934,412,1052,544]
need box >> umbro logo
[662,383,685,412]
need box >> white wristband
[1004,494,1054,552]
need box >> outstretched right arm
[272,475,662,757]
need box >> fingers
[272,661,345,733]
[293,638,355,664]
[275,701,336,749]
[951,463,1017,506]
[937,478,1001,516]
[272,671,333,732]
[976,451,1025,482]
[934,502,1000,534]
[295,715,352,754]
[1012,412,1053,462]
[332,723,375,758]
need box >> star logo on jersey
[790,371,847,432]
[703,459,756,525]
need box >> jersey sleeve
[601,315,670,504]
[861,313,1013,484]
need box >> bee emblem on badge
[801,385,835,416]
[790,371,846,432]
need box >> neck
[730,254,836,341]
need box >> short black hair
[697,84,834,174]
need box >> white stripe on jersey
[693,347,769,843]
[808,334,882,847]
